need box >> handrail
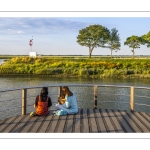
[0,84,132,92]
[0,84,150,120]
[0,83,150,92]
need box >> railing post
[22,89,27,115]
[58,86,62,98]
[94,85,98,109]
[130,86,134,111]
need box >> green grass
[1,56,150,78]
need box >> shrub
[79,69,89,76]
[63,68,73,74]
[97,69,104,74]
[142,70,150,74]
[87,68,98,75]
[127,70,134,75]
[35,68,63,75]
[102,70,111,78]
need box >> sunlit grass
[1,56,150,78]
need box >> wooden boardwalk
[0,108,150,133]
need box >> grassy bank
[1,56,150,78]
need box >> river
[1,76,150,90]
[0,76,150,120]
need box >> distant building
[29,52,37,58]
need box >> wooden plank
[38,114,53,133]
[20,116,39,133]
[94,109,107,133]
[29,116,46,133]
[6,115,25,133]
[0,109,150,133]
[133,112,150,132]
[55,115,67,133]
[64,115,74,133]
[0,119,8,130]
[100,109,116,133]
[0,116,17,132]
[46,115,60,133]
[88,109,98,133]
[12,115,31,133]
[119,110,142,133]
[139,112,150,123]
[106,109,125,133]
[125,111,149,132]
[73,108,81,133]
[0,119,5,125]
[81,109,89,133]
[112,110,133,133]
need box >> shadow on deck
[0,108,150,133]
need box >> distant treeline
[0,55,150,59]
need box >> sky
[0,17,150,56]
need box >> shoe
[30,112,37,117]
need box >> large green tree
[124,36,143,59]
[103,28,121,58]
[76,24,110,58]
[141,31,150,47]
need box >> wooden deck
[0,108,150,133]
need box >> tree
[124,36,143,59]
[76,24,110,58]
[141,31,150,48]
[103,28,121,58]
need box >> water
[0,59,7,65]
[0,76,150,120]
[1,76,150,90]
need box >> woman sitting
[30,87,52,117]
[55,86,78,115]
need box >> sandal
[30,112,37,117]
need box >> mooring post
[22,89,27,115]
[58,86,62,98]
[130,86,135,111]
[94,85,98,109]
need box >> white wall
[29,52,37,58]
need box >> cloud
[0,17,89,35]
[17,30,24,34]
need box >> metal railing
[0,84,150,120]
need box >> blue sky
[0,17,150,56]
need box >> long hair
[62,86,73,97]
[40,87,48,95]
[38,87,49,102]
